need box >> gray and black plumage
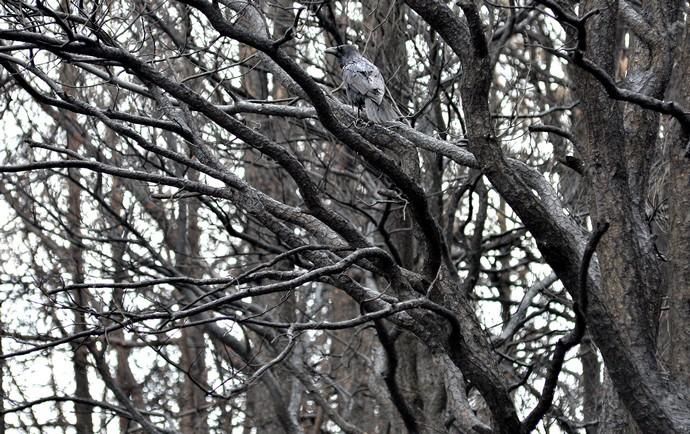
[325,45,401,123]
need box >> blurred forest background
[0,0,688,433]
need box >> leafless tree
[0,1,688,433]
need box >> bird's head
[325,44,360,67]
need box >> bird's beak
[324,47,338,56]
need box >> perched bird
[325,44,401,123]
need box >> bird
[325,44,401,123]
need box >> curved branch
[533,1,690,135]
[373,320,420,433]
[0,395,162,419]
[520,222,609,433]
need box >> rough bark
[1,1,689,433]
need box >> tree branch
[520,221,609,433]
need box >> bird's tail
[364,97,404,124]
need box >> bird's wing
[342,58,385,105]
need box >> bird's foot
[356,117,373,127]
[347,117,370,128]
